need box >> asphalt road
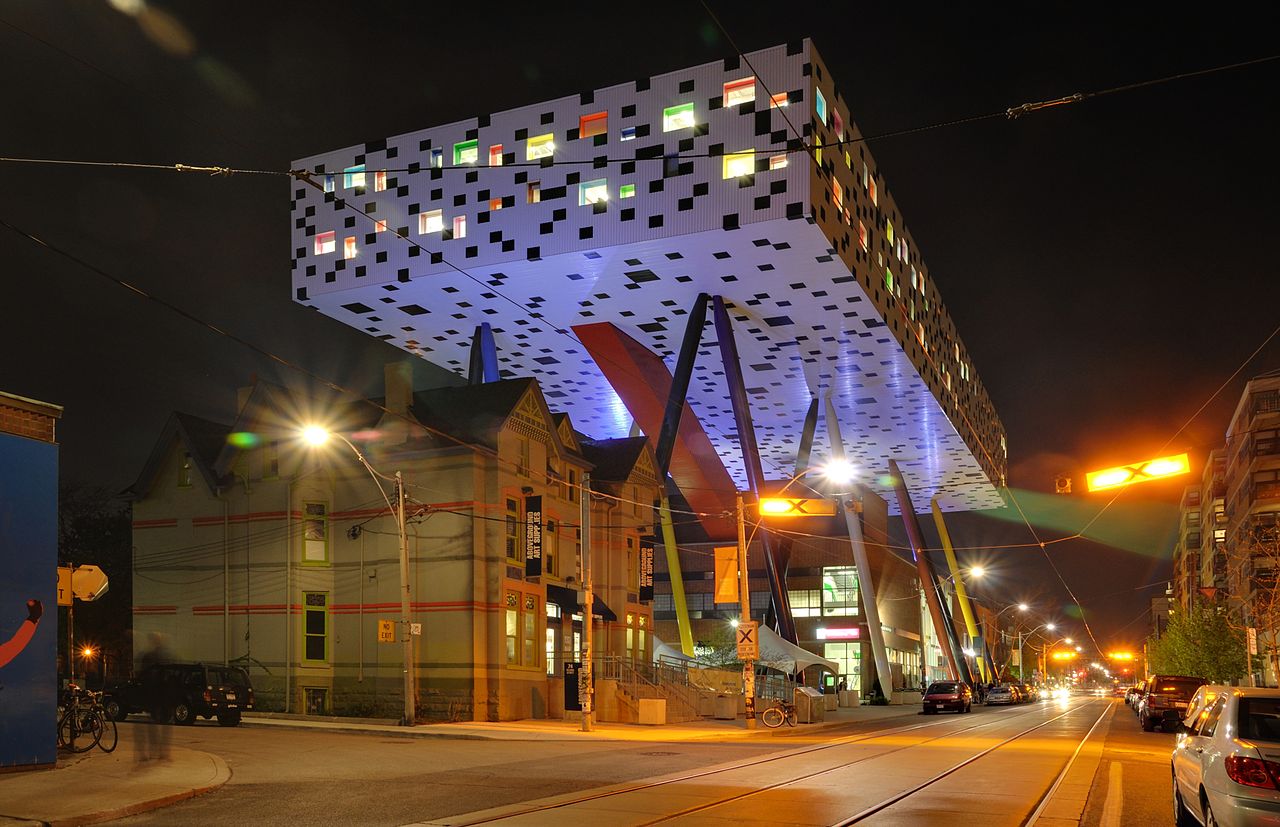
[1081,697,1177,827]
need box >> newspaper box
[794,686,825,724]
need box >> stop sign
[68,565,109,601]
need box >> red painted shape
[574,321,736,538]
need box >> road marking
[1100,761,1124,827]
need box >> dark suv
[1138,674,1206,732]
[105,662,254,726]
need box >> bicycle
[760,698,798,728]
[56,685,117,753]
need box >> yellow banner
[713,546,739,604]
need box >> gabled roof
[127,411,231,499]
[579,437,650,484]
[411,378,572,460]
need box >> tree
[1145,602,1246,682]
[1230,523,1280,686]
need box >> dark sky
[4,2,1278,651]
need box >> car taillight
[1225,756,1280,789]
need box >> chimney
[384,362,413,416]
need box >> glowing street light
[758,460,857,518]
[1085,452,1191,492]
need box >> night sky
[4,3,1278,653]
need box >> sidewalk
[0,746,229,827]
[0,703,920,825]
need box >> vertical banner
[564,662,582,711]
[0,432,57,768]
[638,536,655,603]
[713,546,739,604]
[524,496,543,577]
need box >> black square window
[648,215,664,228]
[678,79,694,93]
[621,103,636,118]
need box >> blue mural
[0,433,57,768]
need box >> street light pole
[396,471,414,726]
[580,472,594,732]
[737,492,755,730]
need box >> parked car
[986,684,1017,705]
[1172,687,1280,826]
[1179,684,1232,743]
[1011,681,1036,702]
[105,662,253,726]
[1127,680,1147,707]
[1139,674,1207,732]
[923,681,973,714]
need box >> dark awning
[545,584,617,622]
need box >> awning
[757,625,840,675]
[545,584,618,622]
[652,636,696,665]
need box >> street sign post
[736,621,759,660]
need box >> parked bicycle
[760,697,798,728]
[57,684,117,753]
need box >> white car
[1178,684,1232,747]
[1172,687,1280,826]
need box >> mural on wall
[0,433,57,768]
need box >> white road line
[1100,762,1124,827]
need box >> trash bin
[838,689,859,707]
[794,686,825,723]
[714,694,737,720]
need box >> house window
[723,77,755,107]
[579,111,607,138]
[505,591,539,666]
[619,184,636,199]
[303,502,329,564]
[303,592,328,662]
[344,165,365,189]
[505,497,522,562]
[343,236,357,259]
[545,521,558,577]
[815,87,828,125]
[567,468,578,502]
[178,452,192,487]
[314,231,336,255]
[579,179,608,206]
[822,566,859,616]
[453,140,478,165]
[770,92,789,108]
[517,438,531,476]
[626,536,638,590]
[430,147,443,168]
[527,182,541,203]
[769,154,788,170]
[526,133,555,160]
[723,151,754,179]
[418,209,444,234]
[662,103,695,131]
[620,126,636,141]
[374,170,387,192]
[488,144,503,166]
[452,215,467,239]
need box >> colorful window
[314,231,336,255]
[579,111,607,139]
[343,236,357,259]
[662,103,695,131]
[302,502,328,564]
[815,88,828,125]
[579,179,608,205]
[453,140,478,165]
[303,592,328,662]
[885,218,894,245]
[769,154,788,170]
[832,180,843,209]
[723,150,754,179]
[526,133,555,160]
[527,182,541,203]
[343,164,365,189]
[418,209,443,234]
[452,215,467,239]
[374,218,387,233]
[489,144,503,166]
[770,92,789,108]
[430,147,443,168]
[619,183,636,199]
[322,174,335,193]
[723,77,755,107]
[374,170,387,192]
[832,109,844,140]
[857,221,868,251]
[489,198,502,211]
[869,176,878,206]
[885,268,894,292]
[620,126,636,141]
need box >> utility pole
[1017,630,1024,683]
[396,472,415,726]
[736,493,755,730]
[580,472,594,732]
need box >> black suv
[105,662,254,726]
[1138,674,1206,732]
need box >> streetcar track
[423,699,1098,826]
[1023,700,1115,826]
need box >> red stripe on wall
[132,519,178,529]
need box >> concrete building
[1170,484,1202,611]
[128,369,659,721]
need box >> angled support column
[467,323,499,385]
[649,293,710,658]
[823,398,894,702]
[930,497,992,682]
[888,460,964,683]
[711,296,796,643]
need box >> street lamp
[302,425,415,727]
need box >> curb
[50,751,230,827]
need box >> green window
[343,164,365,189]
[619,184,635,199]
[303,502,329,565]
[662,103,694,132]
[453,140,478,165]
[303,592,328,662]
[822,566,859,616]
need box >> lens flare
[227,431,261,449]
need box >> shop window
[453,215,467,239]
[579,179,608,206]
[303,502,329,564]
[418,209,444,234]
[580,111,607,138]
[505,591,538,667]
[620,126,636,141]
[523,594,536,665]
[723,77,755,106]
[303,592,328,662]
[505,591,519,664]
[770,92,789,108]
[769,154,788,170]
[722,150,754,179]
[815,88,827,125]
[343,164,365,189]
[343,236,357,259]
[374,170,387,192]
[489,144,503,167]
[619,183,635,199]
[454,140,478,165]
[823,642,861,684]
[314,231,336,255]
[527,133,555,160]
[527,182,541,203]
[662,103,695,131]
[430,148,443,168]
[178,452,192,487]
[505,498,522,562]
